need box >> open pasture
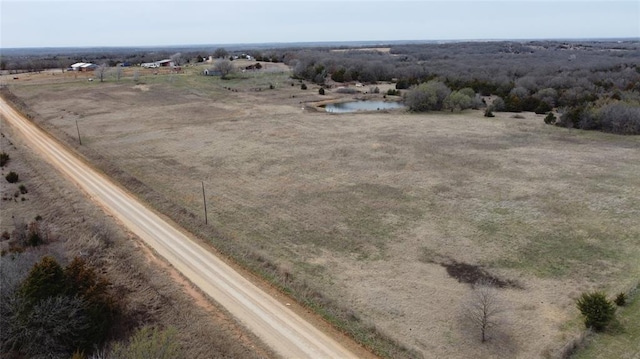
[6,66,640,358]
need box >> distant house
[70,62,85,71]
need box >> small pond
[324,101,405,113]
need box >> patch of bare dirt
[441,260,522,289]
[132,84,150,92]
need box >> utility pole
[202,181,208,224]
[75,120,82,145]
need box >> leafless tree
[17,295,91,357]
[170,52,183,66]
[463,279,504,343]
[214,59,234,79]
[213,47,228,59]
[94,63,108,82]
[113,66,123,81]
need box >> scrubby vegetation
[106,326,182,359]
[5,171,19,183]
[0,152,9,167]
[614,292,627,307]
[1,256,119,358]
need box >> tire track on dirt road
[0,97,361,359]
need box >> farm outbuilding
[141,59,174,68]
[70,62,96,71]
[157,59,173,67]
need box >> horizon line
[2,37,639,51]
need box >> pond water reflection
[324,101,405,113]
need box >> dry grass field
[3,64,639,358]
[0,111,275,358]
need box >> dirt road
[0,97,360,359]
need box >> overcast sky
[1,0,639,48]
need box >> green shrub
[614,292,627,306]
[64,257,119,345]
[5,171,18,183]
[0,152,9,167]
[319,87,325,95]
[405,80,451,112]
[484,108,495,117]
[544,112,557,125]
[18,256,66,306]
[19,184,27,194]
[387,89,401,96]
[576,291,616,331]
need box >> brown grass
[3,67,640,358]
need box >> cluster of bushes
[1,256,119,358]
[1,151,29,202]
[404,81,482,112]
[576,290,630,332]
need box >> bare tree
[170,52,183,66]
[113,66,123,81]
[214,59,234,79]
[94,63,108,82]
[463,280,504,343]
[213,47,228,59]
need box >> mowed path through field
[0,97,361,359]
